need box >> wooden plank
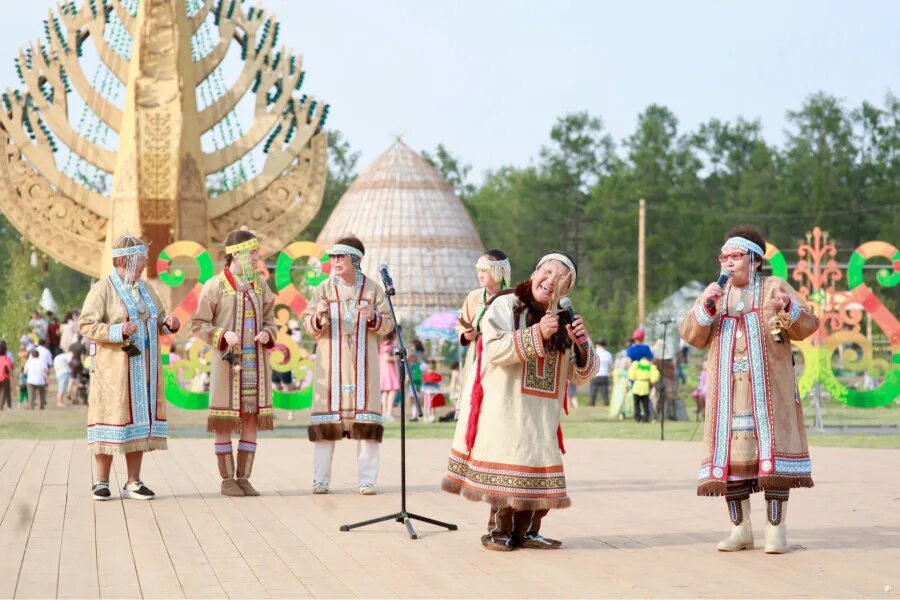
[0,440,38,525]
[0,439,20,475]
[44,439,74,486]
[95,461,142,599]
[142,448,225,599]
[57,440,100,599]
[156,440,268,599]
[119,452,185,599]
[180,439,310,598]
[0,441,51,599]
[258,448,397,599]
[15,440,73,598]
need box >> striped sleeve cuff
[109,323,125,344]
[514,324,545,362]
[693,303,715,327]
[367,313,383,331]
[574,342,597,379]
[211,327,227,351]
[307,313,322,334]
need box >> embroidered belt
[340,384,356,392]
[732,413,755,432]
[732,358,749,373]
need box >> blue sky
[2,0,897,180]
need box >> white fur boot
[765,501,788,554]
[717,498,754,551]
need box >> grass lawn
[2,400,897,449]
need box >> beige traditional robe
[79,274,175,455]
[302,275,394,442]
[679,274,819,496]
[190,270,277,432]
[442,293,599,510]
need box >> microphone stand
[340,275,457,539]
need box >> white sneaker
[312,483,329,495]
[92,481,111,501]
[122,480,155,500]
[358,484,377,495]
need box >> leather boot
[482,506,517,551]
[717,498,753,551]
[217,451,244,497]
[512,509,562,549]
[765,494,788,554]
[236,444,259,496]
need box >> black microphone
[559,297,590,354]
[378,263,395,296]
[704,268,732,312]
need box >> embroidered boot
[717,498,753,551]
[216,442,244,497]
[764,491,789,554]
[481,506,516,551]
[235,440,260,496]
[512,509,561,549]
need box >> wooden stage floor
[0,438,896,598]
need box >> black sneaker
[122,480,155,500]
[92,481,111,501]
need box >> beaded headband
[328,243,364,258]
[721,236,764,257]
[111,244,147,258]
[476,257,511,285]
[225,238,260,255]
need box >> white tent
[644,281,705,359]
[40,288,58,314]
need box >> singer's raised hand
[539,313,559,340]
[702,282,724,304]
[566,316,588,346]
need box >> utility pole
[638,198,646,325]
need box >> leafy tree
[422,144,477,202]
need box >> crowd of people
[0,310,90,412]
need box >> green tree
[421,144,477,202]
[0,228,43,346]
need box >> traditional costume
[442,254,598,550]
[190,236,277,496]
[454,256,512,423]
[301,242,394,494]
[79,241,176,456]
[679,235,819,553]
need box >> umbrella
[415,310,460,342]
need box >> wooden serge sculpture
[0,0,328,285]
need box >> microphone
[705,268,731,312]
[559,297,590,354]
[378,263,395,296]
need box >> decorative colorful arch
[158,240,331,410]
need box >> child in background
[421,359,443,423]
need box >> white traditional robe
[442,293,598,510]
